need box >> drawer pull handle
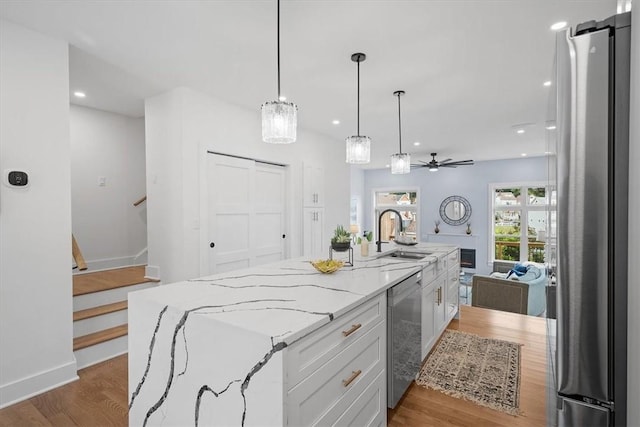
[342,369,362,387]
[342,323,362,337]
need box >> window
[490,183,550,264]
[373,190,419,242]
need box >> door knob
[282,234,286,239]
[210,242,215,248]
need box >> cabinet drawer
[325,369,385,427]
[435,254,447,275]
[422,262,437,283]
[286,293,385,388]
[448,264,460,287]
[287,320,386,426]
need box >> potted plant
[357,231,373,257]
[331,225,351,252]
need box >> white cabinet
[446,249,461,320]
[303,163,325,207]
[421,247,460,361]
[285,293,386,426]
[421,268,437,360]
[303,207,325,257]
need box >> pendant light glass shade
[262,101,298,144]
[391,153,411,174]
[346,52,370,164]
[345,135,371,164]
[262,0,297,144]
[390,90,410,174]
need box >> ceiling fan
[412,153,474,172]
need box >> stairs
[73,265,159,369]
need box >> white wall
[70,105,147,271]
[627,6,639,426]
[363,156,547,275]
[145,87,349,283]
[350,166,366,235]
[0,20,77,408]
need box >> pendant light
[261,0,297,144]
[345,53,371,164]
[390,90,410,174]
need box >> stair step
[73,265,159,296]
[73,301,128,322]
[73,325,128,351]
[73,281,156,312]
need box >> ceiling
[0,0,618,168]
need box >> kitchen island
[128,243,458,426]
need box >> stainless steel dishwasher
[387,270,422,408]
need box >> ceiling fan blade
[439,158,452,164]
[441,160,474,166]
[439,164,458,168]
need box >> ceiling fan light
[429,165,438,172]
[345,135,371,164]
[391,153,411,174]
[261,100,298,144]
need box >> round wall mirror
[439,195,472,226]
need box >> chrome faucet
[377,209,404,252]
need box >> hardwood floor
[388,305,549,427]
[73,265,157,296]
[0,305,548,426]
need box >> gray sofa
[471,261,547,316]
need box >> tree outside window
[491,184,549,263]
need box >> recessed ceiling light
[521,153,528,157]
[551,21,567,31]
[385,164,390,168]
[73,91,86,98]
[545,151,552,155]
[516,129,525,134]
[543,81,552,87]
[278,95,287,101]
[546,125,557,130]
[332,119,340,125]
[413,142,420,146]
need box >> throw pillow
[506,263,529,279]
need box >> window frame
[487,181,549,265]
[371,187,420,243]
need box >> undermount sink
[380,250,433,260]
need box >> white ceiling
[0,0,618,168]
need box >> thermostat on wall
[4,169,30,188]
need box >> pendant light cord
[397,92,402,154]
[277,0,281,99]
[356,59,360,136]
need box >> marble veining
[128,242,456,426]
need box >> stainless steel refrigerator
[555,12,631,426]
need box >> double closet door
[206,153,286,274]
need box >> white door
[254,163,286,265]
[206,154,285,274]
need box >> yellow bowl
[310,259,344,274]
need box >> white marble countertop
[130,242,456,346]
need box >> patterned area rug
[416,329,522,415]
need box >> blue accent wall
[359,156,548,274]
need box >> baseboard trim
[0,360,78,409]
[73,256,136,274]
[145,265,160,281]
